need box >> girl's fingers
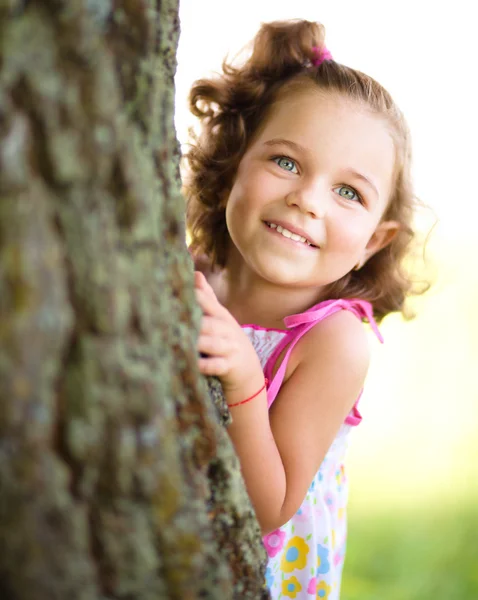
[198,315,232,355]
[194,271,207,288]
[199,316,239,350]
[200,315,226,336]
[194,273,243,381]
[194,273,236,324]
[197,332,230,357]
[194,271,215,297]
[195,287,225,318]
[198,355,229,376]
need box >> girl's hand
[194,271,264,398]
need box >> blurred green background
[344,234,478,599]
[343,503,478,600]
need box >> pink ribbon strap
[284,299,383,342]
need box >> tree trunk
[0,1,269,598]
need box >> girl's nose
[285,183,327,219]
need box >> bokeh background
[175,1,478,597]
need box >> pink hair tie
[311,46,333,67]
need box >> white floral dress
[242,299,382,600]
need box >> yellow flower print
[316,580,332,599]
[282,576,302,598]
[280,536,310,573]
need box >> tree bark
[0,1,269,598]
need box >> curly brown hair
[184,20,425,321]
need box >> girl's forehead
[263,88,383,138]
[262,90,392,154]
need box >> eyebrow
[263,138,379,198]
[263,138,308,154]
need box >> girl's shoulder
[280,298,379,391]
[294,305,372,374]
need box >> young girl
[185,19,420,599]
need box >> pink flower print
[334,543,345,567]
[307,577,317,594]
[313,504,324,519]
[334,552,344,567]
[263,529,286,558]
[296,504,311,522]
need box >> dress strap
[266,299,382,408]
[284,298,383,341]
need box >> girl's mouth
[265,221,318,248]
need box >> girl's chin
[253,267,322,288]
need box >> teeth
[268,222,313,246]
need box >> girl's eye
[334,185,362,203]
[273,156,298,174]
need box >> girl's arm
[195,272,371,534]
[266,311,370,530]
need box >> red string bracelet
[227,378,269,409]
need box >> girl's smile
[264,220,319,250]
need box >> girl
[185,19,421,599]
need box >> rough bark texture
[0,1,269,598]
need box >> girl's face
[225,88,399,291]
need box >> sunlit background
[175,1,478,597]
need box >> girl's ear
[362,220,400,264]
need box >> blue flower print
[316,544,330,575]
[265,566,274,588]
